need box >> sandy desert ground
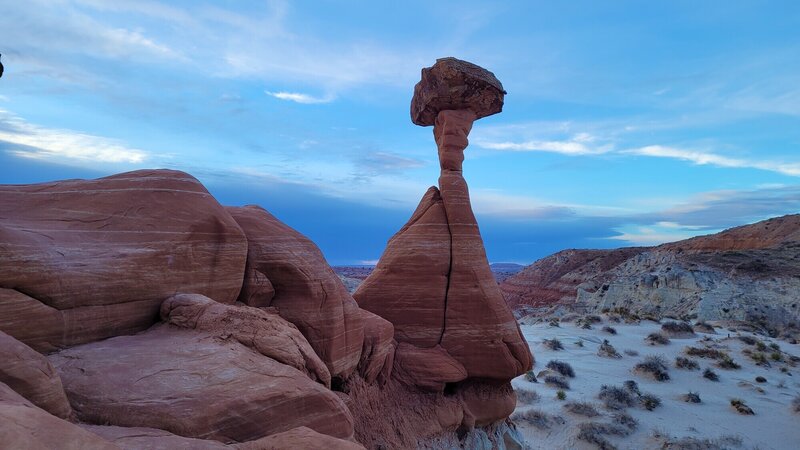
[512,317,800,450]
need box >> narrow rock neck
[433,109,477,172]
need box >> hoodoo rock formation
[355,57,533,395]
[0,58,530,450]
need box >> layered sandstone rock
[51,325,354,443]
[0,331,72,419]
[0,170,248,352]
[0,382,118,450]
[227,205,364,379]
[354,110,532,383]
[160,293,331,386]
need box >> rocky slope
[0,168,528,450]
[501,215,800,338]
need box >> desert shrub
[683,392,701,403]
[612,412,638,432]
[607,314,622,323]
[513,408,554,430]
[675,356,699,370]
[738,335,758,345]
[602,326,617,335]
[639,393,662,411]
[661,321,694,335]
[524,370,538,383]
[756,341,768,351]
[770,351,783,362]
[662,436,738,449]
[585,314,603,324]
[624,349,639,357]
[577,422,631,450]
[581,321,593,330]
[598,384,636,410]
[563,401,600,417]
[575,340,585,347]
[685,346,726,359]
[543,338,564,351]
[716,354,741,370]
[693,321,715,333]
[769,342,780,351]
[560,313,580,322]
[730,398,754,415]
[749,352,769,366]
[546,360,575,378]
[703,368,719,381]
[544,375,570,390]
[598,339,622,358]
[755,376,767,383]
[792,394,800,413]
[623,380,640,396]
[556,389,567,400]
[516,389,540,404]
[635,355,670,381]
[646,332,670,345]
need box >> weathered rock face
[354,187,450,347]
[0,331,72,419]
[355,110,532,383]
[501,248,647,310]
[227,205,364,379]
[236,427,366,450]
[502,215,800,338]
[411,57,505,126]
[0,382,118,450]
[393,342,467,392]
[160,293,331,387]
[51,324,354,443]
[82,425,366,450]
[0,170,248,352]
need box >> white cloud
[0,109,148,164]
[476,133,611,155]
[628,145,800,177]
[265,91,334,104]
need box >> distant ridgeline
[501,214,800,340]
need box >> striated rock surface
[354,187,450,347]
[502,215,800,337]
[227,205,364,379]
[356,309,395,384]
[355,110,532,382]
[160,293,330,386]
[237,427,366,450]
[393,342,467,392]
[50,325,354,443]
[0,331,72,419]
[0,170,248,352]
[0,382,118,450]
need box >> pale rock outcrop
[0,331,72,419]
[227,205,364,379]
[0,170,248,352]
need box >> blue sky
[1,1,799,265]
